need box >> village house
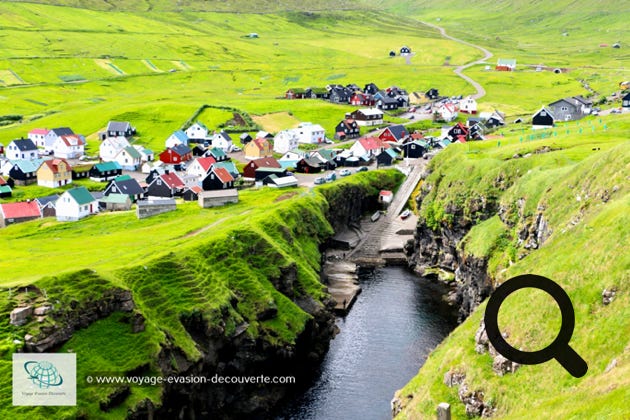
[364,83,380,95]
[114,146,142,170]
[0,177,11,198]
[9,159,41,185]
[56,186,98,221]
[0,200,41,227]
[244,138,273,159]
[35,194,59,218]
[334,117,360,140]
[6,139,38,160]
[273,130,300,154]
[378,125,408,143]
[435,102,458,122]
[133,145,154,162]
[278,150,305,169]
[350,108,384,126]
[242,157,281,179]
[496,58,517,71]
[285,88,307,99]
[296,122,326,144]
[214,160,239,179]
[425,88,439,100]
[146,172,185,197]
[211,130,233,152]
[104,175,145,202]
[186,156,216,181]
[202,166,235,190]
[349,137,388,158]
[159,144,193,166]
[182,185,203,201]
[206,147,229,162]
[548,96,593,121]
[44,127,75,153]
[28,129,49,148]
[460,96,478,114]
[447,122,470,141]
[37,158,72,188]
[100,136,130,161]
[532,107,555,129]
[71,163,93,180]
[400,140,429,158]
[376,148,398,167]
[239,133,253,145]
[481,110,506,128]
[310,149,337,170]
[52,134,85,159]
[165,130,189,148]
[350,92,375,107]
[90,161,123,182]
[100,121,135,140]
[307,87,330,99]
[295,156,322,174]
[198,190,239,208]
[376,95,399,110]
[328,86,352,104]
[185,121,210,141]
[99,194,132,211]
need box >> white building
[211,131,233,152]
[165,130,189,149]
[185,122,210,141]
[5,139,38,160]
[459,96,478,114]
[273,129,300,154]
[56,186,98,221]
[28,129,49,148]
[100,136,130,161]
[52,134,85,159]
[295,122,326,144]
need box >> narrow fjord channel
[275,266,457,420]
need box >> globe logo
[24,361,64,388]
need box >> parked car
[355,166,368,173]
[400,209,411,220]
[339,169,351,177]
[610,108,621,114]
[325,172,337,182]
[314,177,326,185]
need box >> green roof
[95,161,122,171]
[317,149,336,161]
[100,193,130,204]
[72,163,93,173]
[214,161,238,174]
[255,167,286,173]
[13,159,42,173]
[209,147,227,159]
[0,185,12,193]
[124,146,141,159]
[114,174,132,181]
[67,186,95,205]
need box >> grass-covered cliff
[0,170,402,419]
[397,114,629,418]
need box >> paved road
[422,21,493,100]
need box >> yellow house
[37,158,73,188]
[243,138,273,159]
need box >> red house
[242,157,281,179]
[378,125,408,143]
[159,144,192,164]
[447,123,469,141]
[0,200,42,227]
[350,93,375,106]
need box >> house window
[540,111,547,117]
[561,106,568,111]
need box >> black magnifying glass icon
[484,274,588,378]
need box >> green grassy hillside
[395,114,630,418]
[0,170,403,418]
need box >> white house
[100,136,130,161]
[278,149,305,169]
[186,156,216,182]
[28,129,49,148]
[350,108,384,126]
[296,122,326,144]
[165,130,189,148]
[459,96,478,114]
[185,122,210,141]
[273,129,300,154]
[44,127,75,153]
[349,137,387,158]
[114,146,142,170]
[436,103,458,122]
[211,131,233,152]
[133,145,154,162]
[56,186,98,221]
[52,134,85,159]
[5,139,38,160]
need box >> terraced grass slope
[395,114,630,418]
[0,170,403,418]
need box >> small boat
[370,211,381,222]
[400,209,411,220]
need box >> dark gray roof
[51,127,74,136]
[35,194,60,207]
[113,178,144,195]
[11,139,37,151]
[107,121,131,132]
[171,144,192,155]
[385,124,408,140]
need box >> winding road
[422,21,493,99]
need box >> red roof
[29,128,49,135]
[196,156,216,172]
[358,137,388,151]
[40,158,71,174]
[1,201,41,219]
[251,138,270,151]
[411,133,424,140]
[0,177,6,186]
[59,134,85,147]
[379,190,393,196]
[160,172,185,189]
[457,135,467,143]
[251,157,281,169]
[189,185,203,193]
[212,167,234,183]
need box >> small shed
[136,198,176,219]
[99,193,132,211]
[198,190,239,208]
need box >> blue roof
[171,130,188,142]
[95,161,122,171]
[12,159,42,173]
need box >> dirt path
[422,21,493,99]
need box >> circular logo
[24,360,64,388]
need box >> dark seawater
[274,266,457,420]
